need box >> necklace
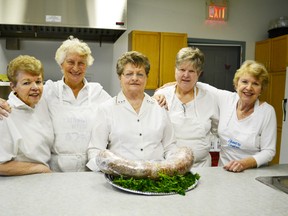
[175,85,196,104]
[236,101,254,119]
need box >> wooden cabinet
[255,39,271,70]
[270,35,288,71]
[255,35,288,164]
[128,30,187,89]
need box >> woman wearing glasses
[86,51,178,171]
[154,47,219,167]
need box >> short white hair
[55,35,94,67]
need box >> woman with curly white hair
[44,36,111,172]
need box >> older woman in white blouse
[87,51,177,170]
[0,55,53,176]
[154,47,219,167]
[198,60,276,172]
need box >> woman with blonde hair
[0,55,53,175]
[198,60,276,172]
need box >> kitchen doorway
[188,38,245,92]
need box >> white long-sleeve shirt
[87,91,178,170]
[0,92,53,166]
[197,82,277,167]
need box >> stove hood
[0,0,127,43]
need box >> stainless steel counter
[1,165,287,216]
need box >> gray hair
[175,47,205,75]
[55,35,94,67]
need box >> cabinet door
[271,35,288,72]
[255,39,271,70]
[268,72,286,127]
[159,32,187,86]
[268,71,286,165]
[255,36,287,165]
[255,39,271,102]
[270,128,283,165]
[129,31,161,89]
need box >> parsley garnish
[112,172,200,195]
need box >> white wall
[1,0,288,95]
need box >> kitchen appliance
[280,67,288,164]
[256,176,288,194]
[0,0,127,43]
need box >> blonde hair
[233,60,269,90]
[55,35,94,67]
[7,55,44,85]
[175,47,205,75]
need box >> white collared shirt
[197,82,277,167]
[87,91,177,170]
[0,93,53,166]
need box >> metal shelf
[0,82,10,86]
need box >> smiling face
[235,74,262,105]
[119,63,147,96]
[11,71,43,107]
[61,53,87,87]
[175,61,201,93]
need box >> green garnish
[112,172,200,196]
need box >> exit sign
[206,2,228,21]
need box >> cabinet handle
[283,98,287,121]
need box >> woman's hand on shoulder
[155,81,176,92]
[152,94,168,110]
[0,98,11,120]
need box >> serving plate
[104,173,198,196]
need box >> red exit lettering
[208,5,227,20]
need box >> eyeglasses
[122,72,146,79]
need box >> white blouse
[0,92,54,166]
[87,91,178,170]
[197,82,277,167]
